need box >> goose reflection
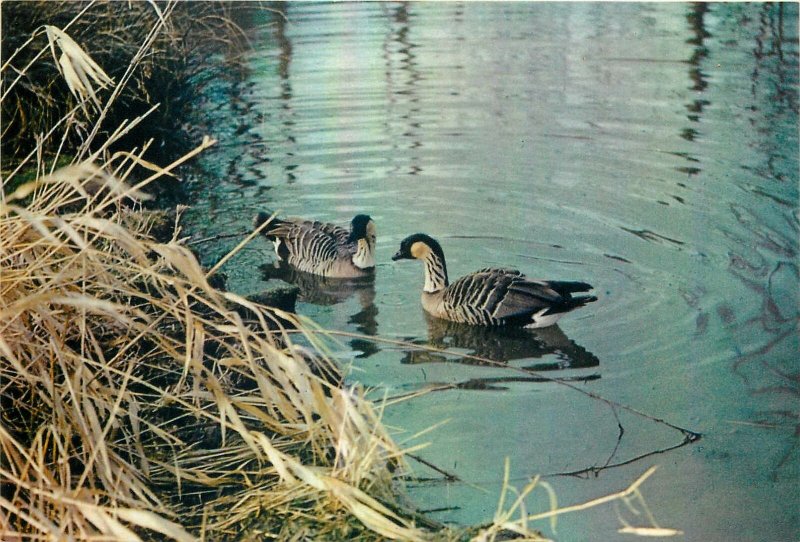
[402,313,599,371]
[260,261,379,356]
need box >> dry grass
[1,3,431,539]
[0,148,435,540]
[1,0,249,169]
[1,4,679,541]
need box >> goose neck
[352,238,376,269]
[422,252,448,293]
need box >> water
[182,3,799,540]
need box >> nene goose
[392,233,596,328]
[254,212,376,278]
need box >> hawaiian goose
[392,233,596,328]
[254,212,376,278]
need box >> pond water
[182,3,798,541]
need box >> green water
[183,3,799,540]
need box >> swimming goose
[392,233,596,328]
[254,212,376,278]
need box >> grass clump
[0,151,437,540]
[1,3,432,539]
[1,0,247,172]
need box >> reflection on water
[682,2,709,158]
[382,2,424,177]
[183,2,799,540]
[260,261,380,357]
[274,5,298,184]
[402,313,599,373]
[260,261,376,310]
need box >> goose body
[392,233,596,328]
[254,212,376,278]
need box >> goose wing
[444,268,568,322]
[268,219,346,263]
[473,267,524,277]
[491,277,567,320]
[311,220,351,245]
[472,269,592,295]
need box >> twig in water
[549,432,698,479]
[188,230,252,246]
[291,329,703,479]
[406,452,461,482]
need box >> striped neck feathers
[412,241,448,292]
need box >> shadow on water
[260,261,375,308]
[260,261,380,356]
[401,313,600,389]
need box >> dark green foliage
[1,1,247,171]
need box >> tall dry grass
[1,0,249,169]
[0,149,434,540]
[1,3,430,539]
[1,3,679,541]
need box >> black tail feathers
[545,294,597,316]
[570,294,598,307]
[546,280,594,295]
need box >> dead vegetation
[0,144,439,540]
[1,0,248,170]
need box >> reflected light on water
[183,3,799,540]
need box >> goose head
[392,233,449,291]
[392,233,443,261]
[348,214,375,243]
[349,214,377,269]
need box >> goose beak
[391,250,405,261]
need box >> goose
[392,233,596,328]
[254,212,376,278]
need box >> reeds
[0,147,440,539]
[1,3,431,539]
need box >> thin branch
[187,231,251,246]
[549,432,697,479]
[287,328,702,480]
[406,452,461,482]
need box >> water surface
[183,3,799,540]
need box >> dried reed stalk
[1,149,432,540]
